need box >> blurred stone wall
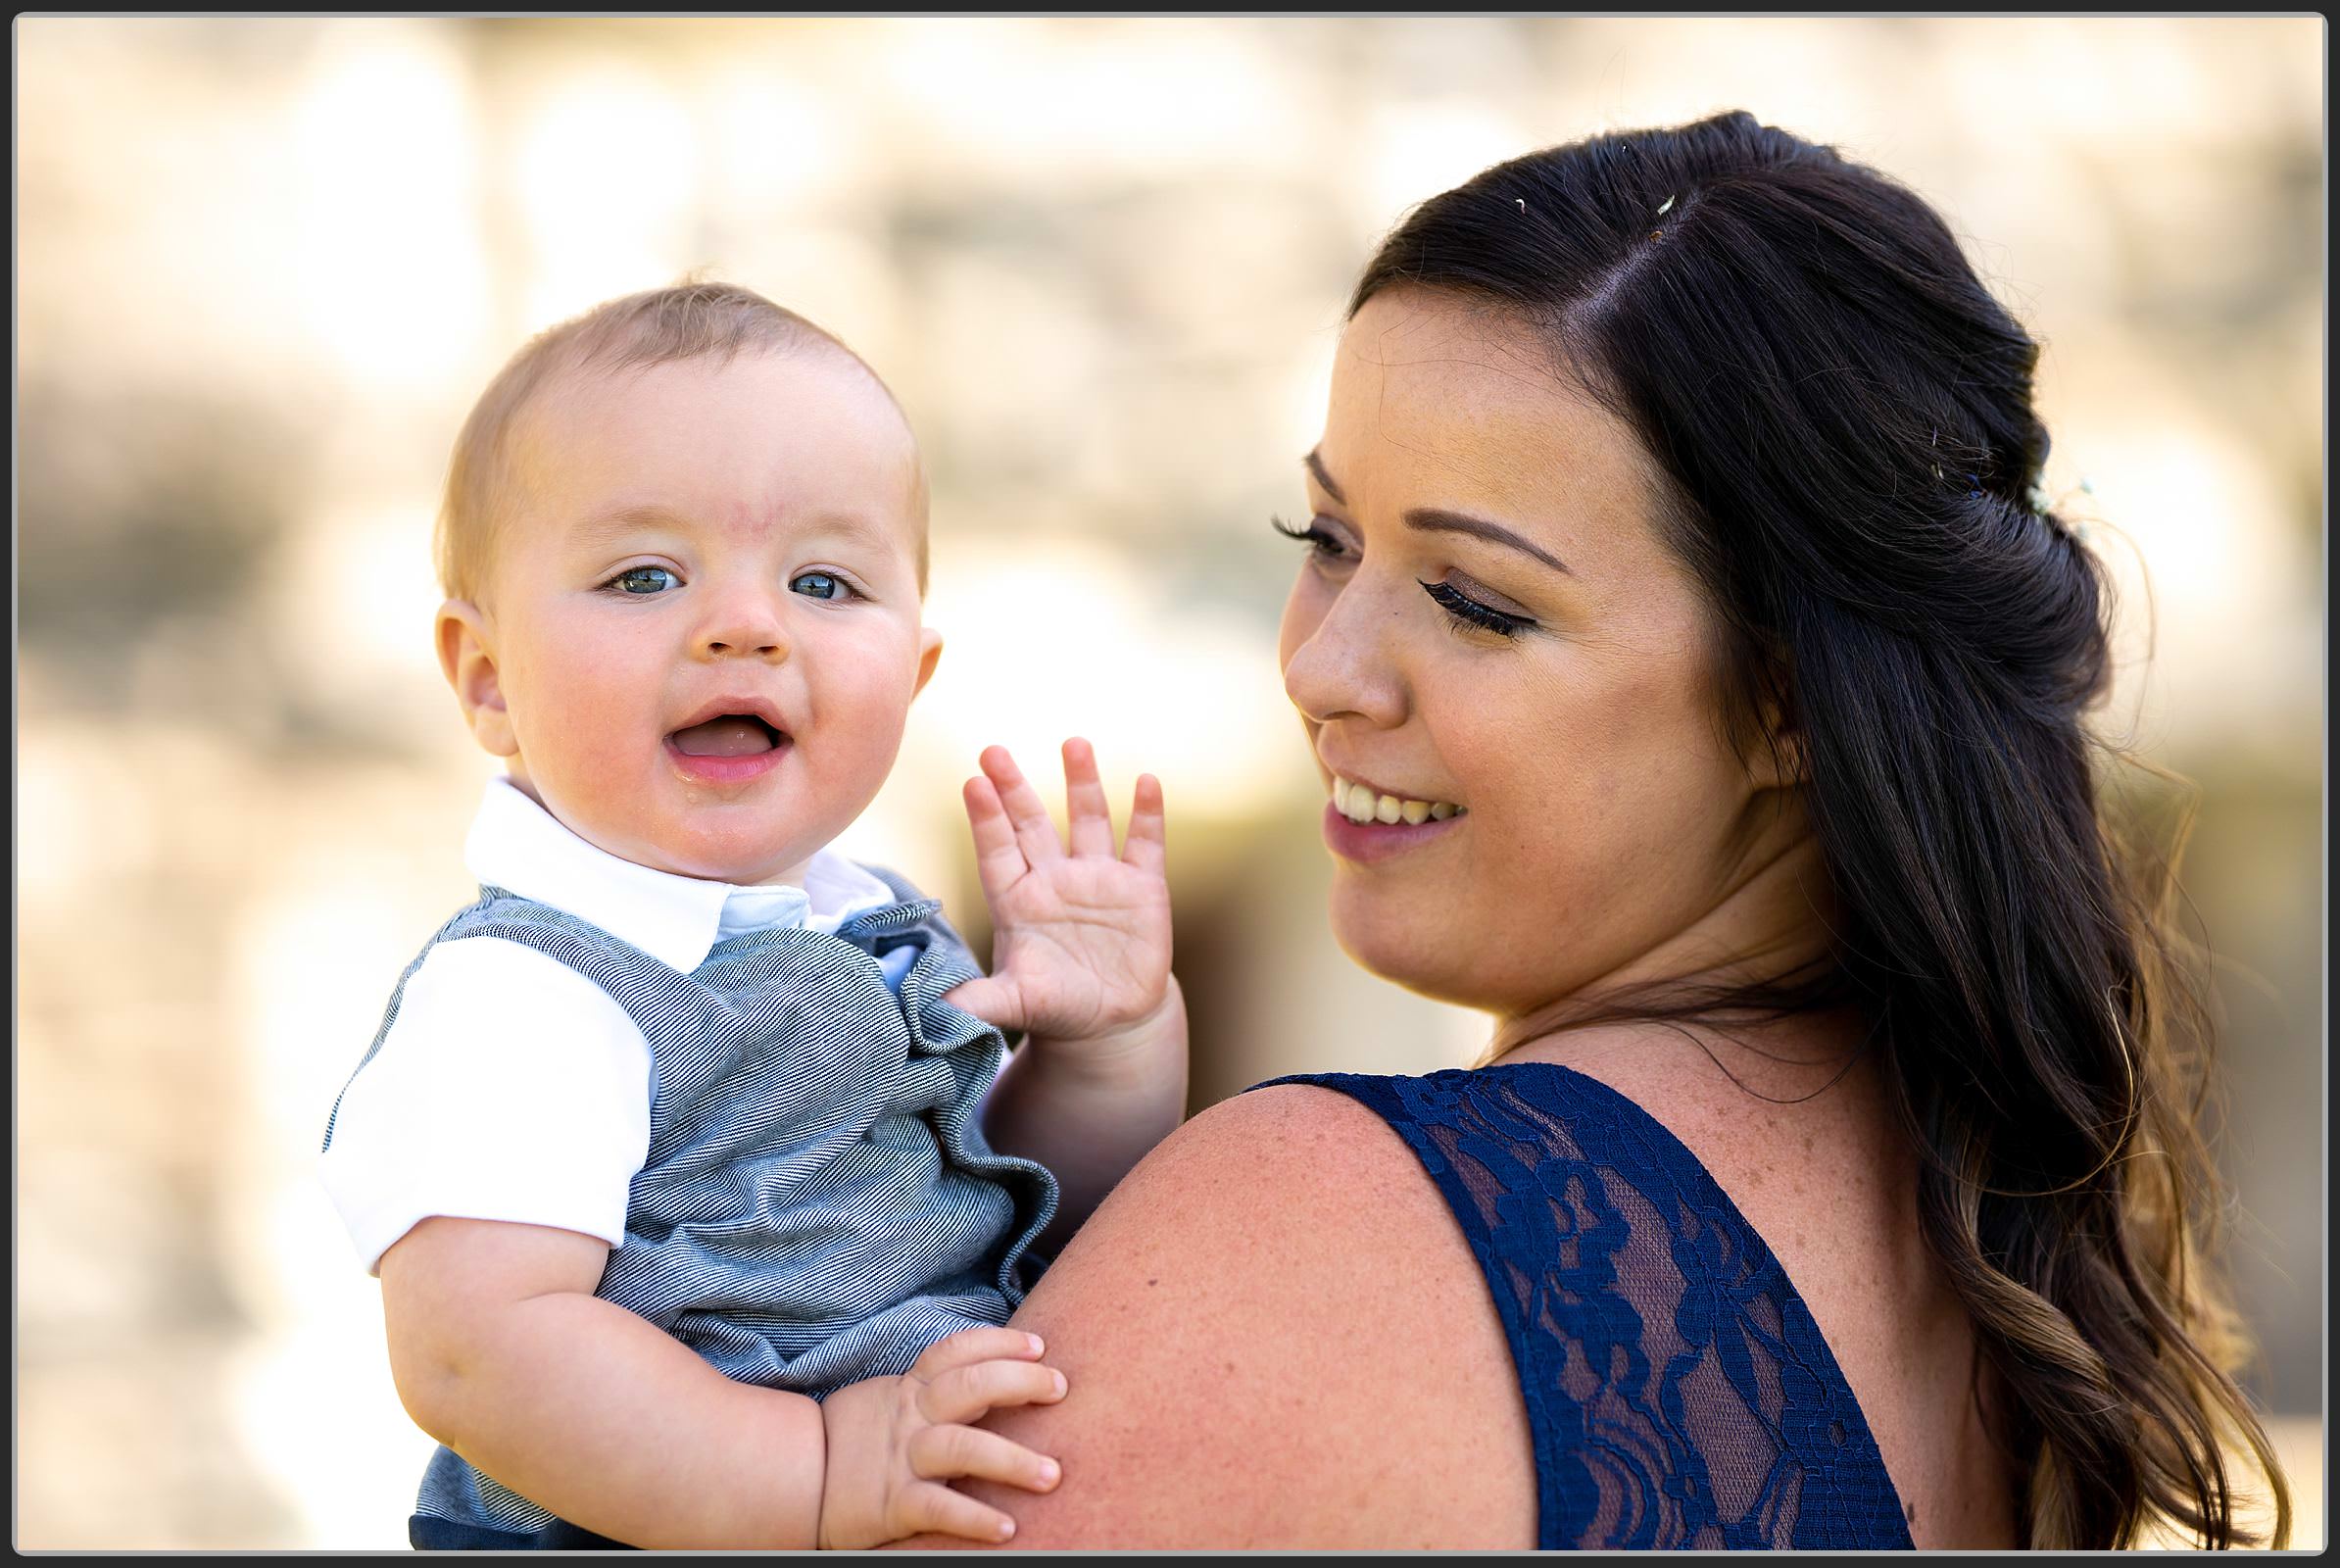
[14,16,2322,1548]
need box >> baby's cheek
[832,638,927,725]
[817,672,919,780]
[545,712,630,793]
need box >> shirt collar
[463,776,902,972]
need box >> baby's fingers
[918,1357,1068,1427]
[908,1424,1064,1495]
[1061,737,1115,858]
[892,1480,1024,1545]
[979,745,1063,866]
[1123,772,1166,876]
[940,973,1025,1033]
[910,1327,1046,1381]
[962,775,1030,903]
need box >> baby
[317,282,1188,1550]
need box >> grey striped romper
[322,866,1059,1550]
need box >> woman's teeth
[1331,776,1463,826]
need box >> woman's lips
[1320,800,1463,864]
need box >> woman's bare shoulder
[890,1081,1535,1549]
[1067,1078,1437,1242]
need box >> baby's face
[451,349,938,886]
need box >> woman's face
[1277,288,1796,1021]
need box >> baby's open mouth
[668,713,788,757]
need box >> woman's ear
[1747,722,1808,791]
[1741,669,1807,792]
[435,600,518,758]
[911,625,945,701]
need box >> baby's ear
[911,625,945,701]
[435,600,518,758]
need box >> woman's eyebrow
[1306,449,1571,575]
[1405,509,1573,575]
[1302,449,1346,504]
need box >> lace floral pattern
[1256,1062,1913,1550]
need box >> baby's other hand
[944,739,1174,1050]
[816,1326,1066,1549]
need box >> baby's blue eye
[610,565,677,595]
[791,571,847,601]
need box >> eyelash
[1420,579,1532,638]
[1270,514,1345,559]
[1270,514,1533,639]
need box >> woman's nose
[1280,581,1405,729]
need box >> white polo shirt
[317,777,904,1275]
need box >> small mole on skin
[1146,1278,1159,1287]
[1906,1502,1918,1523]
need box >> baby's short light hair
[437,279,925,602]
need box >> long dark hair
[1353,111,2288,1549]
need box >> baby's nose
[702,634,787,661]
[698,612,790,662]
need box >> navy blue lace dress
[1252,1061,1914,1550]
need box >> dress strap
[1250,1063,1913,1550]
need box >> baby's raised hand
[815,1326,1067,1548]
[944,739,1173,1049]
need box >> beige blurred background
[13,16,2322,1550]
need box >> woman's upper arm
[889,1083,1536,1549]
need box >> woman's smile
[1318,797,1466,864]
[1317,769,1467,863]
[1327,772,1465,826]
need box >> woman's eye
[1421,579,1534,639]
[1270,514,1350,560]
[609,565,678,595]
[790,571,849,601]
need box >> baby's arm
[947,740,1190,1254]
[378,1216,1065,1547]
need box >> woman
[902,111,2290,1550]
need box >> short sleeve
[317,937,653,1275]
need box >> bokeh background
[14,15,2323,1550]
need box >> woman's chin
[1328,885,1475,1004]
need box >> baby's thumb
[943,975,1025,1032]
